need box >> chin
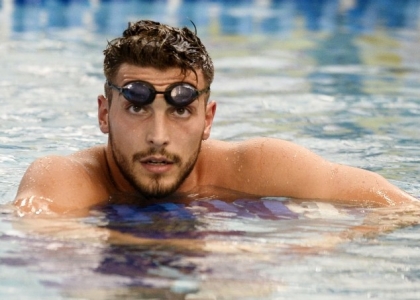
[135,176,182,199]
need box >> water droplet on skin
[15,196,54,217]
[17,198,25,207]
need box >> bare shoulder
[240,137,318,153]
[14,146,110,214]
[215,137,322,164]
[201,137,296,153]
[198,138,322,193]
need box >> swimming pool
[1,0,420,298]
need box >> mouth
[140,156,174,165]
[139,156,175,175]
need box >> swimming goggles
[107,80,210,107]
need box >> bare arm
[236,138,418,207]
[14,155,108,215]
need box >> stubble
[109,129,202,199]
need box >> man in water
[14,20,418,215]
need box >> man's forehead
[115,63,205,86]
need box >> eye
[127,104,147,114]
[172,106,192,118]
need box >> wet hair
[103,20,214,100]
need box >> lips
[140,156,175,174]
[141,156,173,165]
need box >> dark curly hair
[103,20,214,100]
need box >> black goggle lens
[108,81,208,107]
[168,84,199,106]
[123,82,155,104]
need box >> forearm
[291,201,420,254]
[324,165,418,207]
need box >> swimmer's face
[99,64,215,197]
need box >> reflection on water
[0,199,363,299]
[1,0,420,299]
[3,198,420,299]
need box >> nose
[146,112,170,148]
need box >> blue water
[1,0,420,299]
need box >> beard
[109,130,202,199]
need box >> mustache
[132,148,181,164]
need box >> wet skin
[14,64,418,215]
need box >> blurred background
[1,0,419,37]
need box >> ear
[98,95,110,133]
[203,101,217,140]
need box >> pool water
[1,0,420,299]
